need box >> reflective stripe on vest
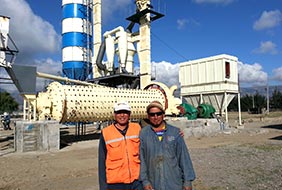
[105,135,139,145]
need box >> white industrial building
[179,54,242,124]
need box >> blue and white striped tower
[62,0,93,80]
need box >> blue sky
[0,0,282,95]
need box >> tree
[228,96,238,111]
[240,94,254,111]
[0,91,19,114]
[252,91,266,109]
[270,87,282,110]
[228,92,266,112]
[228,94,252,112]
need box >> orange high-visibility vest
[102,122,141,184]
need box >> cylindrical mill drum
[37,82,166,123]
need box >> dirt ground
[0,112,282,190]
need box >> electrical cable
[151,31,189,62]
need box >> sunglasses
[148,112,163,117]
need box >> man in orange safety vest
[98,101,143,190]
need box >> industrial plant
[0,0,241,153]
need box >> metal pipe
[103,26,124,38]
[36,72,97,87]
[95,40,106,71]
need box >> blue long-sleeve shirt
[98,132,107,190]
[139,123,196,190]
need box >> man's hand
[144,184,154,190]
[183,186,192,190]
[179,129,184,137]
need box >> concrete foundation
[166,117,227,138]
[15,120,60,152]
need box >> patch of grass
[228,111,282,120]
[252,144,282,152]
[237,143,282,152]
[266,111,282,118]
[241,166,276,188]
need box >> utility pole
[266,84,269,114]
[252,94,255,108]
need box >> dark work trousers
[106,180,144,190]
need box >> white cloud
[272,67,282,81]
[152,61,180,87]
[35,58,62,91]
[253,41,278,55]
[0,0,61,98]
[177,19,188,30]
[193,0,234,5]
[0,0,61,61]
[253,10,282,31]
[102,0,133,23]
[36,58,61,75]
[0,58,61,94]
[177,18,200,30]
[238,61,268,86]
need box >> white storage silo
[62,0,93,80]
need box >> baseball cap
[114,101,131,112]
[146,100,165,113]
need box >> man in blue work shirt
[139,101,196,190]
